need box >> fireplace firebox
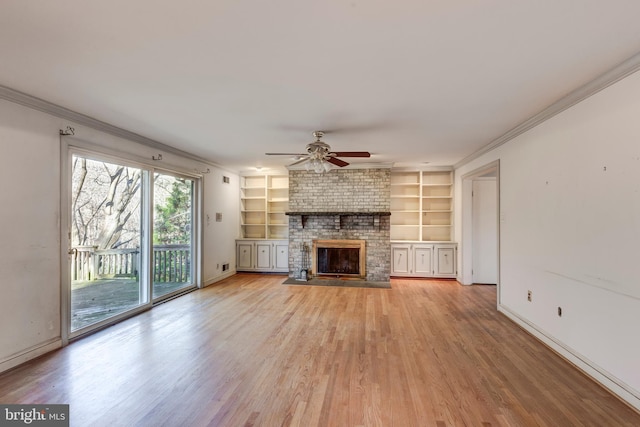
[312,239,366,279]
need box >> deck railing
[152,244,191,283]
[71,245,190,283]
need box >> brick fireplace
[287,167,391,282]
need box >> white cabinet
[390,169,455,279]
[238,174,289,272]
[274,242,289,270]
[413,245,433,276]
[236,240,289,273]
[391,242,456,278]
[255,242,272,269]
[237,241,254,270]
[237,173,289,272]
[434,244,456,277]
[391,244,411,275]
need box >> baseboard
[0,338,62,374]
[498,304,640,413]
[203,269,236,287]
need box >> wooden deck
[71,279,191,330]
[1,274,638,426]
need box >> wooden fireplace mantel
[286,211,390,230]
[286,212,391,216]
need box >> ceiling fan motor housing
[306,141,331,157]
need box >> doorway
[461,161,500,295]
[472,178,498,284]
[63,145,201,340]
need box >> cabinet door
[413,245,433,276]
[435,246,455,276]
[391,245,411,275]
[256,243,272,269]
[237,242,253,270]
[274,243,289,271]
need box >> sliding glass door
[152,173,195,300]
[65,147,200,338]
[69,155,148,333]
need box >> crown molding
[0,84,221,169]
[455,51,640,169]
[391,165,453,172]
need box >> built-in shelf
[390,170,453,241]
[240,174,289,239]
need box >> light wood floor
[1,274,638,426]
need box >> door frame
[460,160,500,302]
[60,137,203,344]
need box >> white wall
[454,70,640,409]
[0,98,239,372]
[202,168,239,285]
[0,100,63,368]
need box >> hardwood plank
[0,274,638,426]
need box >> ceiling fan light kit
[266,131,371,173]
[305,158,333,173]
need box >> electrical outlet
[557,307,562,317]
[222,263,229,272]
[527,290,532,302]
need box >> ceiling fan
[266,131,371,171]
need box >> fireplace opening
[312,239,366,279]
[317,248,360,275]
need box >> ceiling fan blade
[288,157,310,166]
[326,157,349,167]
[266,153,307,156]
[330,151,371,158]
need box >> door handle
[68,247,78,260]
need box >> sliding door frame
[151,169,201,303]
[60,137,203,344]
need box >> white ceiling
[2,1,640,173]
